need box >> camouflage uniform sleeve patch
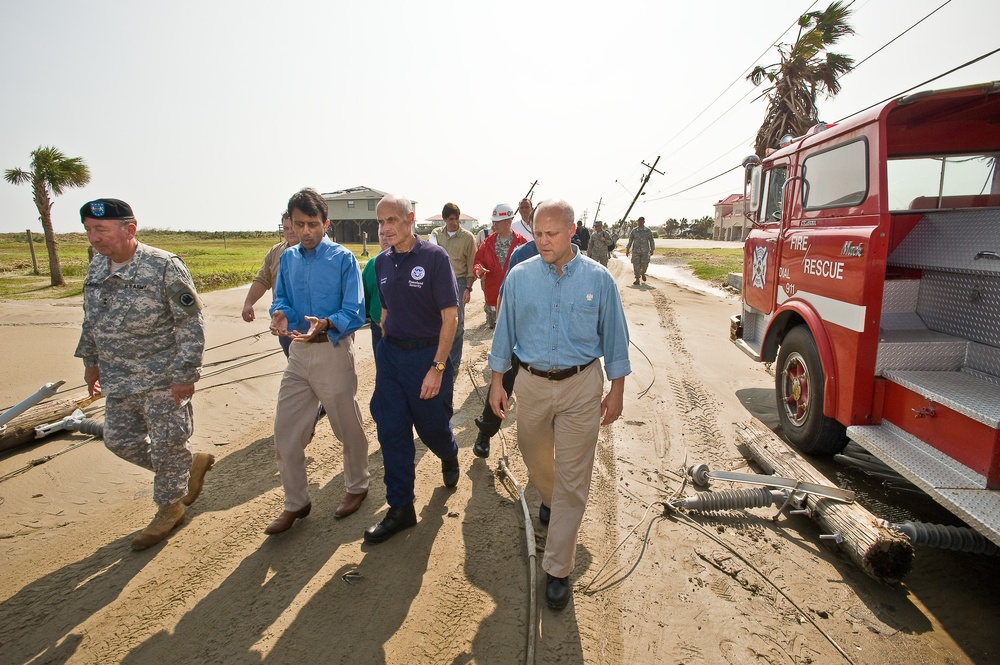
[167,280,203,314]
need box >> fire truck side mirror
[743,156,762,220]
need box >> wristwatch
[432,360,446,372]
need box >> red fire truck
[731,81,1000,546]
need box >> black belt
[518,358,597,381]
[385,336,439,350]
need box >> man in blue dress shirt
[264,188,371,535]
[488,198,631,610]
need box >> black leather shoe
[539,503,551,525]
[473,431,490,458]
[442,457,460,488]
[546,574,571,610]
[364,503,417,544]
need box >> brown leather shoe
[264,503,312,535]
[132,502,186,550]
[181,453,215,506]
[334,490,368,518]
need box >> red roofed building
[713,193,748,241]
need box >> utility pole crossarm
[522,180,538,202]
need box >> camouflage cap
[80,198,135,223]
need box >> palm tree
[5,146,91,286]
[747,1,855,158]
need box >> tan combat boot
[181,452,216,506]
[132,502,186,551]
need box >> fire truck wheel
[775,325,847,455]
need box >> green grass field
[654,247,743,283]
[0,231,371,299]
[0,230,740,299]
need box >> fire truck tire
[775,325,847,455]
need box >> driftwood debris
[735,419,914,584]
[0,394,102,453]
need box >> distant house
[713,194,748,241]
[320,186,417,244]
[421,213,479,235]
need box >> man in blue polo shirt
[264,188,370,535]
[365,193,461,544]
[488,198,630,611]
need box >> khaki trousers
[273,337,370,511]
[514,361,603,578]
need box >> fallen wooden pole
[735,419,913,583]
[0,394,103,453]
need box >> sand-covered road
[1,255,998,664]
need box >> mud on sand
[1,257,998,664]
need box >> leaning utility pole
[522,180,538,202]
[593,197,603,224]
[617,157,662,230]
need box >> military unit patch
[168,280,203,313]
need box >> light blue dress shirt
[488,246,631,380]
[270,237,366,345]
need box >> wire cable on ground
[200,349,285,379]
[204,330,273,352]
[667,505,856,665]
[1,329,280,412]
[467,365,537,665]
[629,339,656,399]
[0,436,98,485]
[583,500,663,595]
[200,348,282,369]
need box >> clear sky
[2,0,997,234]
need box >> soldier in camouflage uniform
[625,216,655,285]
[75,198,212,551]
[587,221,613,267]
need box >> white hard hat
[491,203,515,222]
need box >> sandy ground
[1,254,998,665]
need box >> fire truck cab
[731,81,1000,546]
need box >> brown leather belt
[305,334,329,343]
[518,358,597,381]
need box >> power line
[646,0,819,160]
[613,0,819,192]
[646,46,1000,204]
[849,0,952,72]
[644,165,742,203]
[836,46,1000,124]
[639,2,968,203]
